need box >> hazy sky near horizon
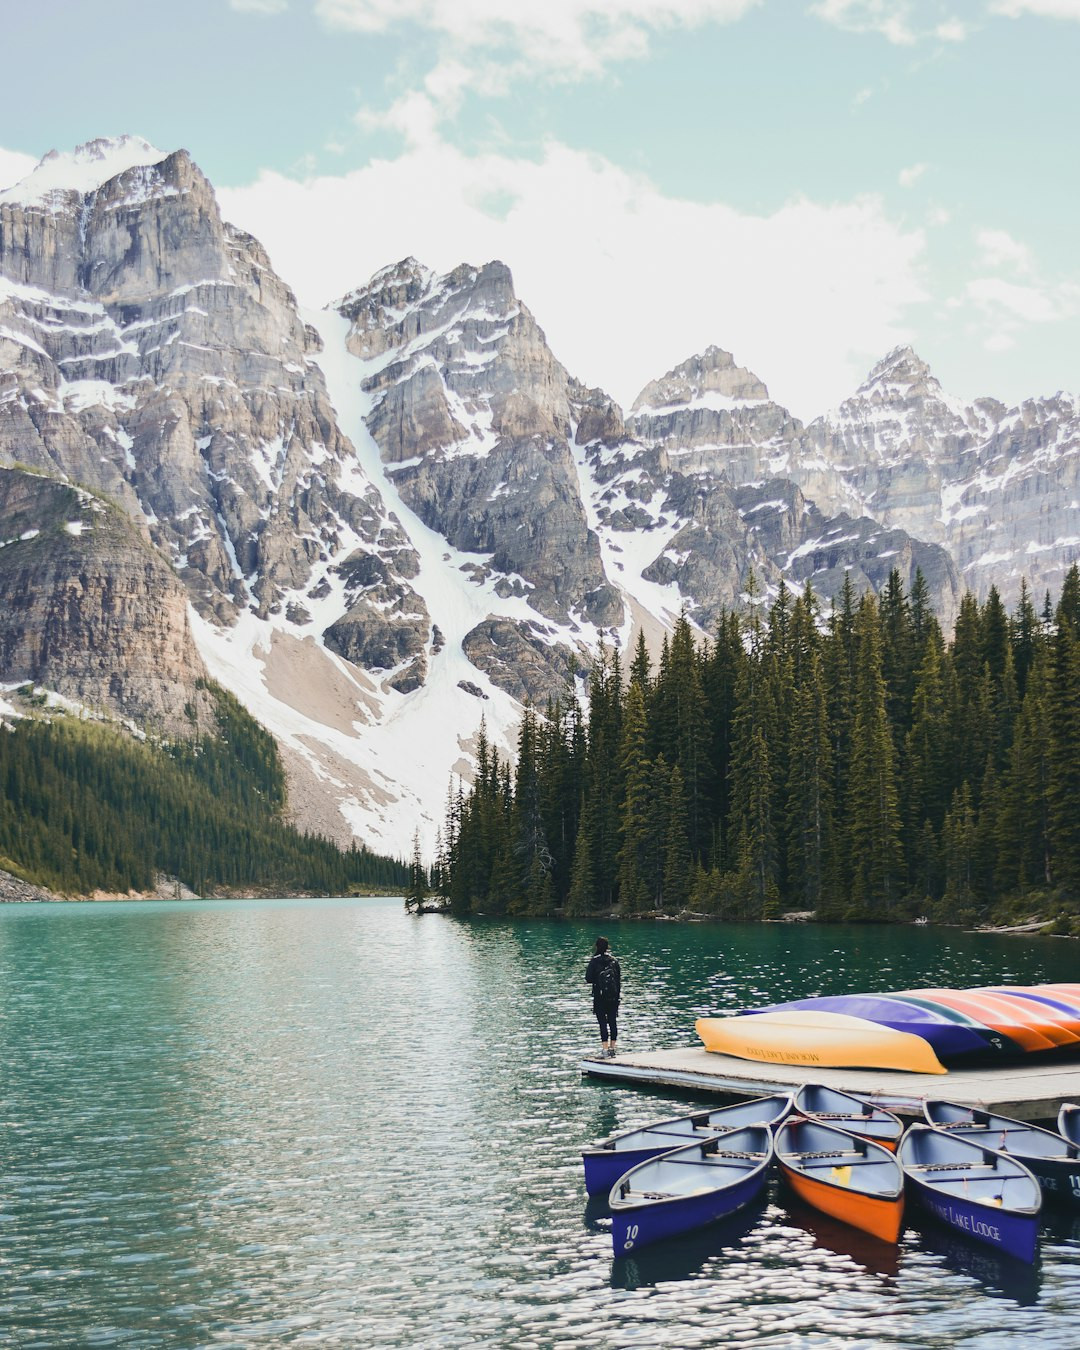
[1,0,1078,418]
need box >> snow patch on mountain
[0,136,168,206]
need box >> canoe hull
[696,1011,947,1075]
[1021,1154,1080,1208]
[795,1084,903,1151]
[776,1118,905,1244]
[899,1126,1042,1264]
[780,1161,903,1243]
[584,1144,674,1200]
[905,1174,1039,1264]
[609,1166,768,1254]
[582,1094,791,1196]
[923,1100,1080,1210]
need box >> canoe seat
[910,1160,994,1172]
[784,1149,858,1160]
[811,1111,872,1120]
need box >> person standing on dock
[585,937,621,1057]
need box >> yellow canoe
[695,1010,948,1075]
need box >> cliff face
[792,348,1080,605]
[0,137,429,687]
[574,347,962,631]
[338,258,622,633]
[0,467,211,733]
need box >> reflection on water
[610,1197,769,1290]
[912,1223,1043,1306]
[783,1196,901,1280]
[0,900,1078,1346]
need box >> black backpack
[594,956,619,1004]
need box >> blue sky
[2,0,1078,418]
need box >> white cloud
[813,0,974,42]
[218,138,927,420]
[963,226,1080,352]
[975,228,1033,274]
[0,147,38,191]
[990,1,1080,18]
[810,0,918,43]
[966,277,1067,324]
[330,0,761,139]
[898,161,927,187]
[230,0,288,12]
[317,0,759,80]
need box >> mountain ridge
[2,138,1077,856]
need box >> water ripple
[0,901,1078,1347]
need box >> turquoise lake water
[1,898,1078,1347]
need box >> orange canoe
[975,986,1080,1043]
[695,1010,947,1075]
[776,1117,904,1244]
[898,989,1065,1052]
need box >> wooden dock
[580,1045,1080,1121]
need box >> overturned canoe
[695,1009,947,1075]
[582,1093,791,1197]
[608,1124,773,1253]
[899,1125,1042,1264]
[896,988,1065,1053]
[776,1117,904,1243]
[745,993,1021,1062]
[729,982,1080,1070]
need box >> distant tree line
[0,679,407,896]
[433,567,1080,930]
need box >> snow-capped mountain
[0,138,1074,855]
[792,347,1080,602]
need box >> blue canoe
[1059,1103,1080,1149]
[925,1100,1080,1209]
[794,1083,903,1151]
[609,1124,774,1254]
[899,1124,1042,1263]
[582,1093,790,1197]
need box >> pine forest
[0,679,408,897]
[431,566,1080,933]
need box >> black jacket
[585,952,621,1010]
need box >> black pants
[596,1007,618,1042]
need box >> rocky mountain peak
[854,344,942,404]
[631,345,770,413]
[0,135,169,207]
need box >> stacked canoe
[696,982,1080,1074]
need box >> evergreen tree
[1048,572,1080,892]
[616,681,651,910]
[663,765,692,911]
[785,651,834,916]
[405,829,429,912]
[847,594,904,917]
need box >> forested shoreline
[426,567,1080,934]
[0,680,408,898]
